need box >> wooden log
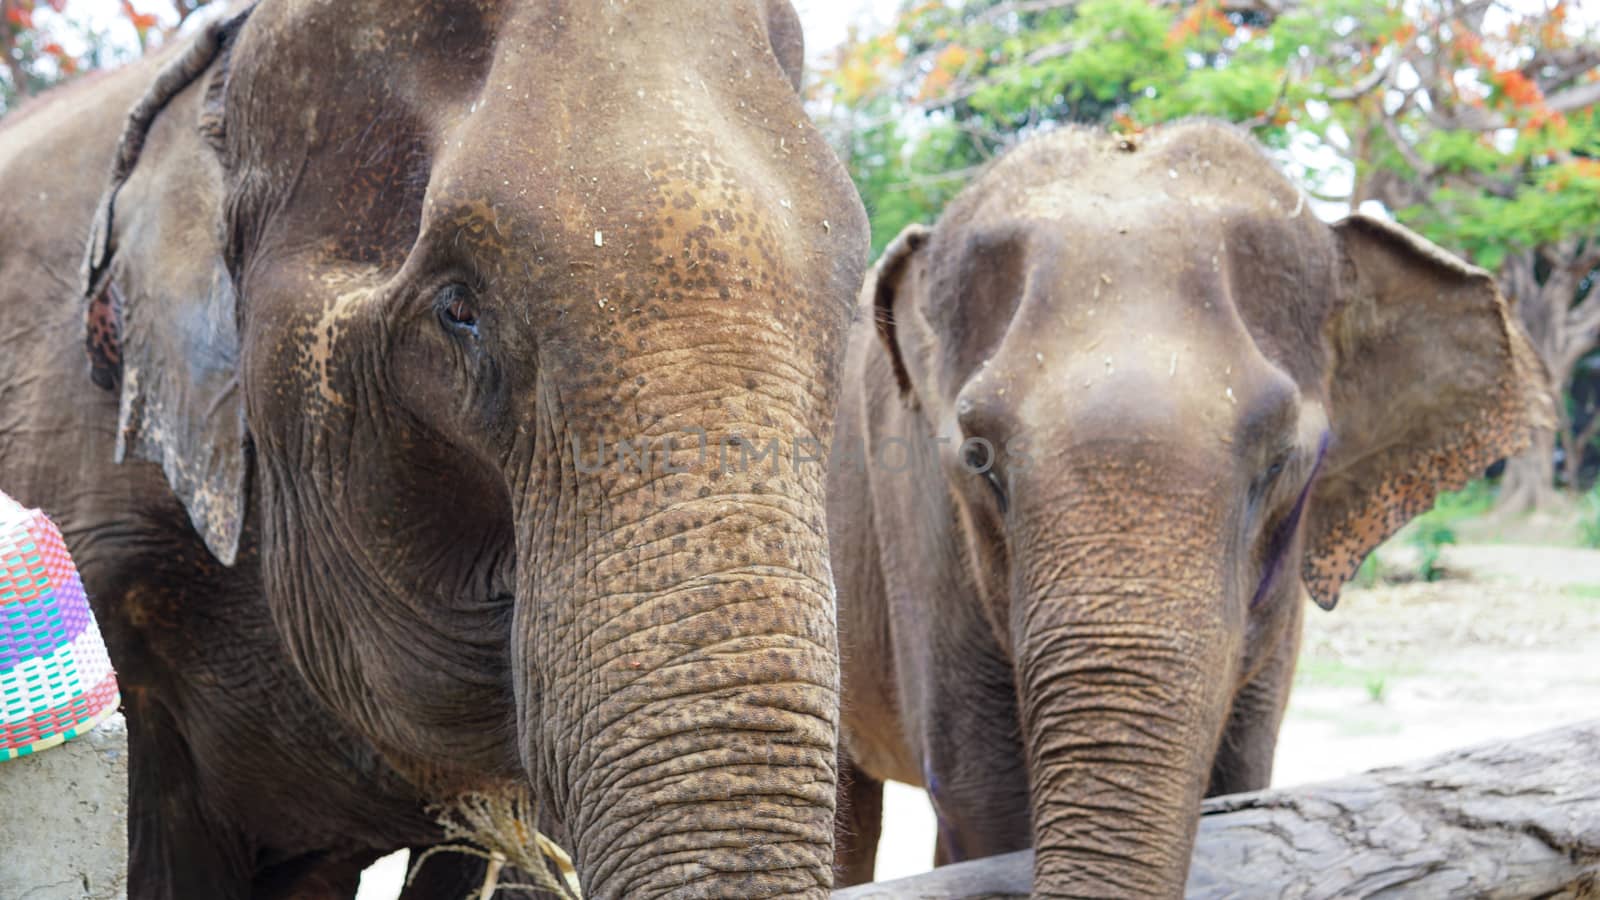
[832,719,1600,899]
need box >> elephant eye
[1253,451,1291,498]
[436,284,479,336]
[962,442,1009,514]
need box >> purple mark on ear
[1250,431,1331,610]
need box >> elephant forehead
[225,0,857,267]
[935,199,1335,402]
[426,139,800,271]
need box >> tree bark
[833,720,1600,899]
[1498,427,1565,515]
[1495,248,1592,514]
[0,0,31,107]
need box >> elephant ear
[762,0,806,93]
[82,11,253,566]
[869,223,933,400]
[1302,214,1554,609]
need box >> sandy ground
[357,543,1600,894]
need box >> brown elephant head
[80,2,867,896]
[862,121,1550,894]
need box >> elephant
[828,121,1551,897]
[0,2,867,898]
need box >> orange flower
[1166,7,1203,46]
[1167,1,1236,46]
[1492,69,1543,107]
[1525,108,1568,135]
[935,44,972,73]
[120,0,158,32]
[917,66,954,102]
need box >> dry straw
[409,785,582,899]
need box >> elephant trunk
[1011,465,1238,898]
[513,418,840,898]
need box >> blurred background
[5,0,1597,891]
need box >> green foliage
[1397,480,1492,581]
[1408,519,1457,582]
[1580,485,1600,549]
[1427,479,1497,524]
[812,0,1600,269]
[1352,552,1381,589]
[1364,675,1387,704]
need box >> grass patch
[1408,519,1456,582]
[1293,657,1420,691]
[1404,481,1497,579]
[1562,583,1600,600]
[1430,480,1497,522]
[1351,553,1381,589]
[1283,706,1405,736]
[1582,487,1600,549]
[1364,675,1388,704]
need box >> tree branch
[1570,410,1600,478]
[974,0,1084,25]
[1325,50,1401,102]
[1546,78,1600,115]
[1379,109,1436,179]
[1523,47,1600,93]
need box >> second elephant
[829,121,1550,897]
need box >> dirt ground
[357,542,1600,893]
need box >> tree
[1,0,213,119]
[2,0,77,111]
[812,0,1600,512]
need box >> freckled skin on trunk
[510,410,846,896]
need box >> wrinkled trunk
[514,415,841,899]
[1009,475,1236,899]
[1014,596,1231,897]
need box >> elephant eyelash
[1250,433,1331,609]
[983,469,1009,514]
[435,283,480,337]
[963,445,1009,514]
[1251,450,1295,501]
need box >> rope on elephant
[409,786,582,899]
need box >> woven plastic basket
[1,491,119,761]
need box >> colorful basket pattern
[1,491,119,761]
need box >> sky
[47,1,1600,74]
[792,0,899,62]
[40,0,899,62]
